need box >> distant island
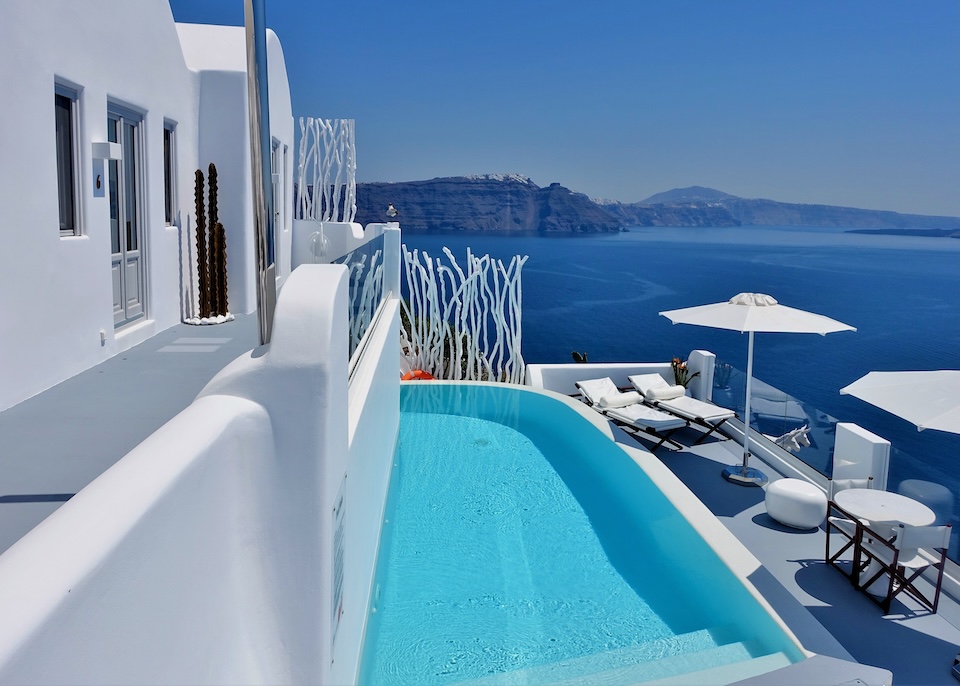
[354,177,960,236]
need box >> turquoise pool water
[359,384,804,684]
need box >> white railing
[401,246,527,384]
[296,117,356,223]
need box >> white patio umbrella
[840,370,960,434]
[660,293,856,486]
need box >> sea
[401,225,960,519]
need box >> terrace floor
[0,314,260,555]
[617,424,960,686]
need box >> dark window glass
[163,127,174,224]
[55,93,76,234]
[123,122,138,251]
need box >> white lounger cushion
[575,377,684,431]
[656,395,735,422]
[575,377,620,406]
[598,391,643,409]
[629,373,673,396]
[628,373,735,422]
[606,404,687,431]
[645,384,686,401]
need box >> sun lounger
[628,373,735,445]
[574,377,687,451]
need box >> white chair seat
[606,404,687,431]
[656,395,735,422]
[855,522,952,612]
[827,515,857,538]
[766,478,827,530]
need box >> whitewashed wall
[0,6,295,413]
[0,258,404,683]
[0,1,197,411]
[291,220,398,267]
[176,24,295,313]
[335,297,401,684]
[0,265,354,683]
[527,353,716,402]
[331,224,401,683]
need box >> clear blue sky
[169,1,960,216]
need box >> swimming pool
[359,383,805,684]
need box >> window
[163,123,176,225]
[55,84,80,236]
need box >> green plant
[194,169,209,316]
[194,163,228,318]
[671,357,700,387]
[207,164,228,316]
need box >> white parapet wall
[833,422,891,491]
[291,220,398,267]
[0,263,402,684]
[527,351,715,402]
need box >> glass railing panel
[712,361,959,563]
[332,233,386,358]
[886,446,959,562]
[711,363,836,477]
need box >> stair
[643,651,794,685]
[452,627,794,685]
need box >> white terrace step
[546,641,761,686]
[644,651,794,685]
[454,627,748,685]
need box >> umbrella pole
[723,330,768,486]
[743,330,754,472]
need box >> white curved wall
[0,265,361,683]
[0,396,290,684]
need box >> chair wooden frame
[605,412,684,452]
[856,521,952,614]
[825,500,867,583]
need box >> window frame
[163,121,177,226]
[55,82,82,237]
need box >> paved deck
[630,426,960,686]
[0,314,259,554]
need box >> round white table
[833,488,936,598]
[834,488,936,527]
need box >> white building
[0,1,293,412]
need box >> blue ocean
[402,226,960,508]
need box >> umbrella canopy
[840,370,960,434]
[661,292,856,485]
[660,292,857,336]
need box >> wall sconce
[91,142,122,160]
[91,142,121,198]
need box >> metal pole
[244,0,277,345]
[742,330,755,472]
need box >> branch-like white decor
[401,246,527,384]
[296,117,356,223]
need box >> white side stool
[765,478,827,530]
